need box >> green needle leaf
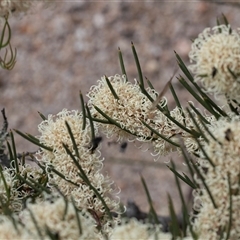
[65,121,81,159]
[14,129,53,152]
[89,117,110,124]
[118,47,128,81]
[85,105,95,141]
[10,131,19,174]
[145,76,155,90]
[104,75,120,100]
[167,164,197,189]
[186,108,208,143]
[226,173,232,240]
[170,161,188,236]
[168,194,181,238]
[37,111,47,121]
[141,120,180,148]
[79,91,86,130]
[132,42,144,88]
[140,175,159,224]
[6,141,13,164]
[49,166,79,187]
[141,87,199,137]
[71,196,83,235]
[188,102,210,124]
[0,17,11,48]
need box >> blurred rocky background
[0,1,239,216]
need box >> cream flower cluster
[20,196,100,239]
[87,74,164,141]
[192,116,240,239]
[87,74,207,157]
[37,109,120,233]
[189,24,240,102]
[0,196,100,239]
[0,163,45,213]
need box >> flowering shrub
[0,4,239,240]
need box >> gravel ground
[0,1,239,215]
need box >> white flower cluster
[87,74,211,158]
[187,24,240,239]
[0,108,121,239]
[0,162,45,213]
[87,74,161,141]
[192,117,240,239]
[20,196,100,239]
[37,109,120,234]
[189,24,240,102]
[85,24,240,239]
[0,196,100,239]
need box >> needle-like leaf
[118,47,128,81]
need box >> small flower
[192,116,240,239]
[189,25,240,101]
